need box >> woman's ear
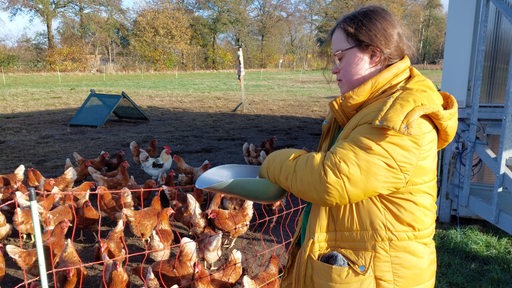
[369,48,382,66]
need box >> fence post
[29,188,49,288]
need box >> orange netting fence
[0,184,306,287]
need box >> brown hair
[330,5,415,67]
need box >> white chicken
[139,145,173,179]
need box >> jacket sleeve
[259,123,430,206]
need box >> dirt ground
[0,95,327,287]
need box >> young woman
[259,5,458,287]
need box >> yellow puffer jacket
[259,57,458,288]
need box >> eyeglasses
[332,45,358,68]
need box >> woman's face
[331,29,382,95]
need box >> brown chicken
[189,248,243,288]
[168,192,207,237]
[101,252,129,288]
[75,199,100,241]
[210,248,243,286]
[173,155,211,185]
[65,157,92,183]
[121,194,162,242]
[241,254,280,288]
[6,219,72,276]
[97,186,125,221]
[242,142,266,165]
[70,181,95,203]
[88,161,131,190]
[0,164,25,186]
[13,206,37,242]
[55,239,88,288]
[0,244,5,282]
[148,237,198,287]
[207,194,254,248]
[94,219,126,263]
[127,177,158,208]
[197,226,223,270]
[148,207,175,261]
[43,203,74,230]
[130,138,158,165]
[73,151,110,172]
[105,149,126,172]
[0,210,12,240]
[26,167,77,192]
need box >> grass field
[1,69,511,287]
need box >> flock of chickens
[0,136,283,288]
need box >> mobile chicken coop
[438,0,512,235]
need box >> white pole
[1,67,5,86]
[238,47,246,112]
[29,188,49,288]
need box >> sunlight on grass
[435,222,512,287]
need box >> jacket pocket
[308,249,376,288]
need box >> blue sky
[0,0,450,46]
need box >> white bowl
[195,164,286,203]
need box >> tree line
[0,0,446,72]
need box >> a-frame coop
[438,0,512,235]
[69,89,148,127]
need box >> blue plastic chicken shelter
[69,89,149,127]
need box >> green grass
[435,220,512,288]
[1,69,510,287]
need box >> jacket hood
[329,56,458,150]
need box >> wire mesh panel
[0,184,306,287]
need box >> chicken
[54,239,88,288]
[242,136,277,166]
[139,145,173,179]
[13,206,38,242]
[265,198,287,228]
[73,151,110,172]
[121,194,162,242]
[0,244,5,282]
[148,237,198,287]
[188,261,213,288]
[168,192,207,237]
[0,164,25,186]
[207,194,254,248]
[197,226,223,270]
[70,181,95,203]
[65,157,92,183]
[6,219,72,276]
[101,253,129,288]
[26,167,77,192]
[43,203,74,230]
[0,211,12,240]
[173,154,211,185]
[210,248,243,286]
[148,230,172,263]
[148,207,175,261]
[105,149,126,172]
[94,219,126,263]
[240,254,280,288]
[242,142,266,165]
[88,161,131,190]
[96,185,126,221]
[130,139,158,165]
[127,177,158,208]
[0,165,25,206]
[75,199,100,241]
[187,248,243,288]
